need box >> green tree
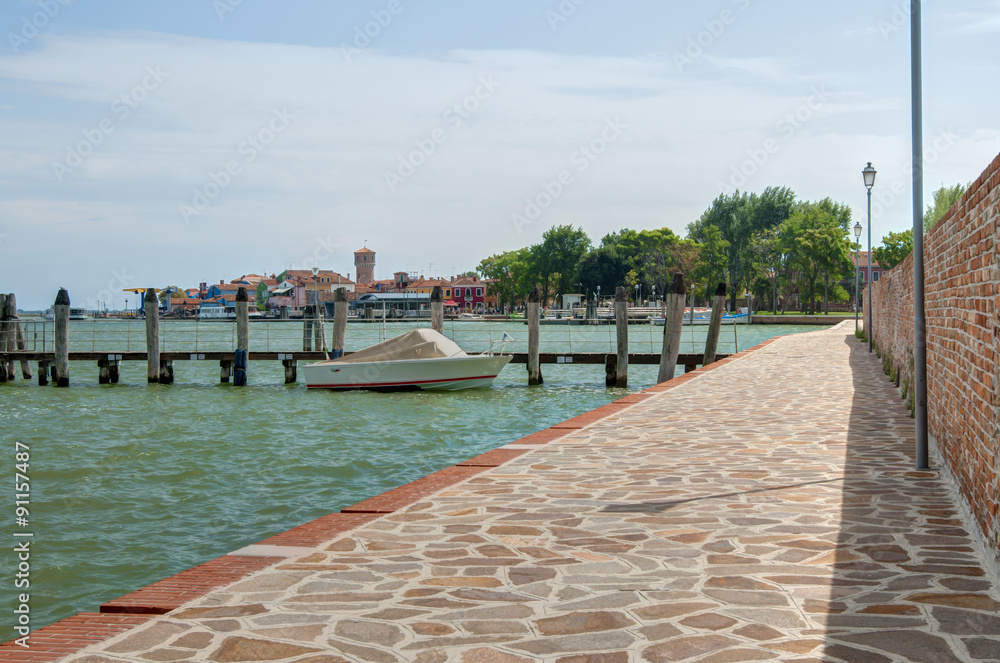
[873,229,914,270]
[924,183,966,232]
[573,244,630,299]
[477,248,532,312]
[528,225,592,305]
[780,204,851,314]
[688,187,796,310]
[690,225,728,303]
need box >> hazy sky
[2,0,998,309]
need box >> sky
[1,0,998,310]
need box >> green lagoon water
[0,319,831,632]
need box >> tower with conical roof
[354,246,375,284]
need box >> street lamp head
[862,162,877,190]
[311,266,319,276]
[853,221,863,238]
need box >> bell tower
[354,246,375,284]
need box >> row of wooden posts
[2,275,722,388]
[522,274,728,388]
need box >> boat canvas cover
[331,328,466,364]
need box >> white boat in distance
[652,308,749,326]
[303,328,512,391]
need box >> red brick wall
[868,151,1000,563]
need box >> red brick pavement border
[0,613,153,663]
[457,448,531,467]
[256,512,382,548]
[340,466,489,514]
[99,555,285,615]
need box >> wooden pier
[0,280,732,388]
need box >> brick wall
[867,151,1000,564]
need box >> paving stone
[460,621,531,635]
[332,620,405,647]
[636,623,684,642]
[834,631,968,663]
[931,607,1000,636]
[460,648,534,663]
[104,623,189,654]
[173,605,268,620]
[678,613,739,631]
[633,602,719,621]
[642,635,739,662]
[964,638,1000,660]
[556,654,629,663]
[411,623,456,636]
[534,611,635,636]
[139,649,195,661]
[326,638,402,663]
[693,650,778,663]
[906,592,1000,611]
[511,631,635,656]
[822,644,893,663]
[207,636,322,662]
[171,632,215,649]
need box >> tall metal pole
[867,186,873,353]
[911,0,929,468]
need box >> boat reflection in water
[303,328,512,391]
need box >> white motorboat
[303,328,512,391]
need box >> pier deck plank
[17,322,999,662]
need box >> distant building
[852,251,884,284]
[451,276,486,312]
[354,247,375,284]
[405,278,453,299]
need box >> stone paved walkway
[63,324,1000,662]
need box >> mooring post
[604,354,617,388]
[302,305,313,351]
[312,292,325,353]
[527,286,543,386]
[220,359,232,383]
[144,288,160,384]
[54,288,70,387]
[13,299,31,379]
[703,282,727,367]
[431,285,444,334]
[234,286,249,387]
[37,360,49,386]
[98,357,110,384]
[614,286,628,388]
[657,273,687,384]
[332,287,348,358]
[282,358,297,384]
[109,358,120,384]
[0,293,9,383]
[2,294,18,380]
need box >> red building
[451,276,486,312]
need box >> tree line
[478,183,966,314]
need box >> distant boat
[652,308,749,326]
[198,308,236,320]
[303,328,512,391]
[42,307,89,320]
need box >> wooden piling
[37,360,49,386]
[657,273,686,384]
[220,359,232,383]
[53,288,70,387]
[282,359,297,384]
[431,286,444,334]
[614,286,628,387]
[604,355,616,387]
[13,297,31,379]
[109,359,120,384]
[98,357,110,384]
[313,298,325,354]
[144,288,160,384]
[302,305,314,351]
[0,293,9,383]
[236,287,250,352]
[332,288,348,353]
[703,282,727,367]
[527,286,543,386]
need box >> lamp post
[863,162,877,352]
[853,221,862,332]
[635,283,641,308]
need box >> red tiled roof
[354,247,375,254]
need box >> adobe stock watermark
[870,128,958,219]
[546,0,588,31]
[341,0,416,63]
[7,0,72,53]
[875,1,913,40]
[511,117,628,234]
[213,0,245,21]
[83,268,134,312]
[383,75,501,192]
[717,85,829,195]
[52,66,168,182]
[288,235,342,273]
[672,0,751,72]
[179,108,294,224]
